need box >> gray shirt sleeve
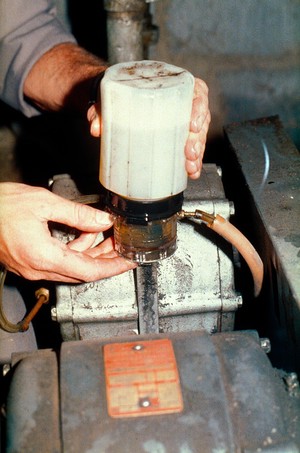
[0,0,76,117]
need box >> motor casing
[6,330,300,452]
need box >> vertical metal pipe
[103,1,161,334]
[135,264,159,334]
[104,0,148,64]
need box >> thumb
[87,105,101,137]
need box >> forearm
[23,43,108,114]
[0,0,108,116]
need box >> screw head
[260,338,271,353]
[51,306,57,321]
[139,397,151,408]
[132,344,144,351]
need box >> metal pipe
[135,264,159,334]
[102,2,160,334]
[104,0,159,63]
[0,266,50,333]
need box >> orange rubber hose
[208,214,263,297]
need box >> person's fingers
[90,116,101,137]
[186,110,211,159]
[190,78,209,134]
[186,160,201,180]
[185,136,202,161]
[48,242,136,282]
[183,77,211,180]
[194,77,209,98]
[11,238,136,283]
[87,104,96,122]
[0,183,136,283]
[37,191,114,232]
[185,110,211,179]
[67,232,102,252]
[81,236,114,256]
[87,104,101,137]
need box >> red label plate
[103,338,183,418]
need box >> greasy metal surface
[224,115,300,372]
[7,331,300,452]
[136,264,159,334]
[54,165,241,340]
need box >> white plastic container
[99,60,194,201]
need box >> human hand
[87,77,210,180]
[0,183,136,282]
[184,78,211,179]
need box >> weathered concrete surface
[150,0,300,147]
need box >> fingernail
[96,211,114,225]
